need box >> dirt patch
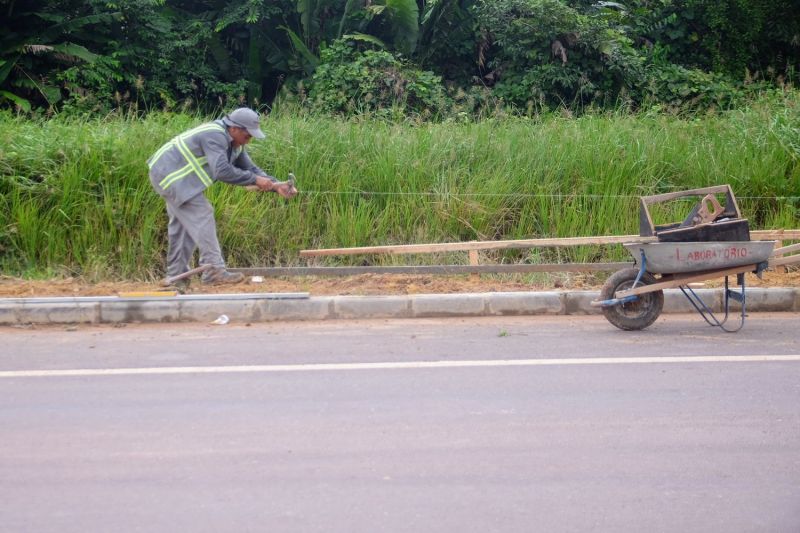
[1,269,798,298]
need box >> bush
[492,63,593,112]
[641,63,743,112]
[309,40,449,118]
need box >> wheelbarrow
[592,185,789,332]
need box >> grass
[1,94,798,281]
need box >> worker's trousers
[164,193,225,278]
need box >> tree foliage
[0,0,797,115]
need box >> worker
[147,107,296,286]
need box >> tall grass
[1,94,798,281]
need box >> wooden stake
[468,250,480,281]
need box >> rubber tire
[600,268,664,331]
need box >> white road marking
[1,355,799,378]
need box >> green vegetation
[2,2,797,283]
[1,1,798,116]
[2,94,798,280]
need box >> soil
[1,269,798,298]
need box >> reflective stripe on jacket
[147,119,268,206]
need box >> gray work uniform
[147,119,274,278]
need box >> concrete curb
[0,288,797,325]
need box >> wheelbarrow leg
[721,274,748,333]
[678,274,746,333]
[633,251,647,288]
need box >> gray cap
[223,108,265,139]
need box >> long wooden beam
[231,262,634,277]
[300,230,800,257]
[752,229,800,239]
[300,235,658,257]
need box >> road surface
[1,314,799,532]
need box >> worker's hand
[273,181,298,199]
[253,175,275,192]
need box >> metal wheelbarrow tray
[622,241,775,274]
[592,185,783,332]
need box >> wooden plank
[300,235,659,257]
[769,255,800,268]
[300,230,799,257]
[231,263,634,277]
[757,231,800,281]
[615,264,760,298]
[772,242,800,256]
[754,230,800,239]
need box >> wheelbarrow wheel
[600,268,664,331]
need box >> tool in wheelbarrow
[591,185,779,332]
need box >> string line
[291,191,799,200]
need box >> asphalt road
[1,314,799,533]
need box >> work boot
[201,266,245,285]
